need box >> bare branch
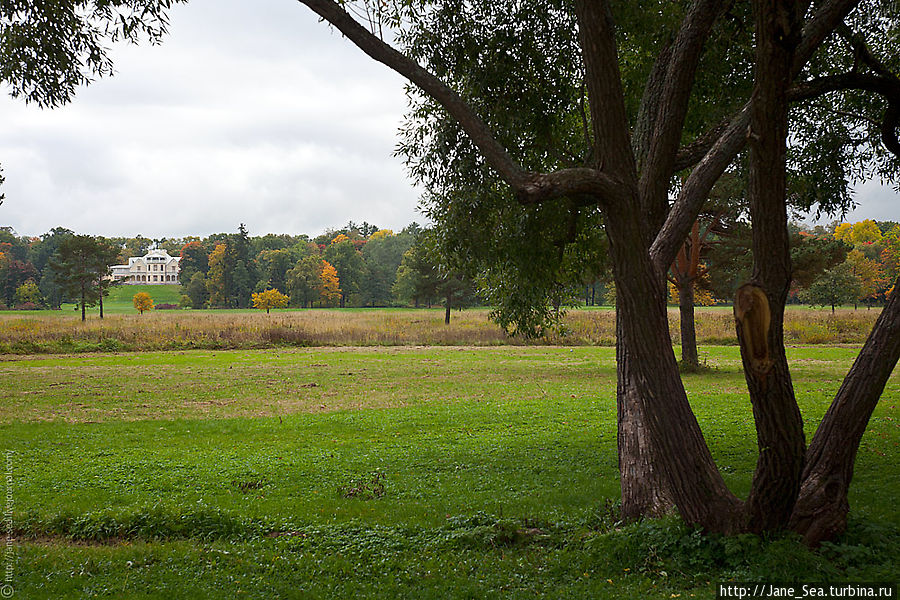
[299,0,626,209]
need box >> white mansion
[109,249,181,285]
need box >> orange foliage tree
[133,292,153,314]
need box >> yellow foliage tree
[668,280,716,306]
[331,233,350,245]
[251,288,289,314]
[319,260,341,306]
[834,220,883,246]
[133,292,153,314]
[206,243,227,307]
[833,222,853,243]
[369,229,393,240]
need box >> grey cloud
[0,0,421,239]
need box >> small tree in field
[14,280,43,307]
[252,288,289,314]
[319,260,342,307]
[133,292,153,315]
[800,264,861,313]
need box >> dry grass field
[0,305,883,354]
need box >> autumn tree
[133,292,154,315]
[251,288,289,314]
[834,219,883,245]
[319,260,342,307]
[846,248,889,307]
[323,239,364,307]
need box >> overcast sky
[0,0,897,240]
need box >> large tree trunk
[791,278,900,545]
[606,199,742,533]
[678,278,699,366]
[576,0,741,532]
[617,312,675,520]
[738,0,807,533]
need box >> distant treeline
[1,218,897,315]
[0,222,478,312]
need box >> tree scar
[734,284,773,378]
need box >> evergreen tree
[49,235,114,321]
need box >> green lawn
[101,284,183,313]
[2,346,898,598]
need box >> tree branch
[297,0,528,190]
[791,276,900,544]
[650,0,866,273]
[789,72,900,158]
[298,0,627,207]
[573,0,638,186]
[639,0,726,229]
[793,0,862,77]
[673,117,731,171]
[633,41,673,168]
[515,169,624,207]
[650,105,751,273]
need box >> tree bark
[444,294,451,325]
[575,0,742,531]
[791,278,900,545]
[606,198,742,532]
[740,0,806,533]
[295,0,893,542]
[617,312,676,520]
[678,279,699,366]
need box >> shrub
[155,303,180,310]
[13,302,39,310]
